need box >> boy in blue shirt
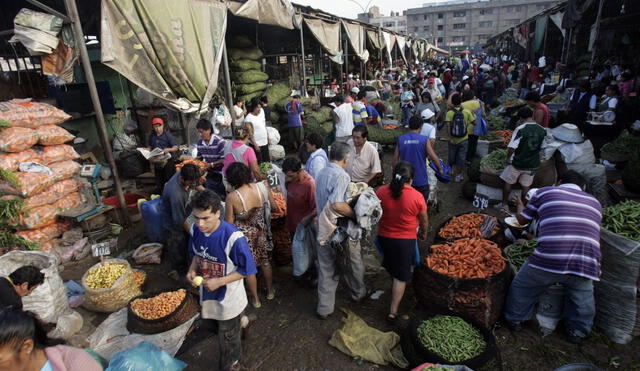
[186,190,257,371]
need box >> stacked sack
[229,36,268,102]
[0,99,84,252]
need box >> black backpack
[450,108,467,138]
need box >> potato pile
[85,263,127,289]
[130,289,186,320]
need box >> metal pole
[589,0,605,71]
[344,36,349,81]
[221,43,236,137]
[63,0,130,224]
[299,21,307,97]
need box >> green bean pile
[480,149,507,171]
[505,239,537,271]
[419,366,451,371]
[480,132,502,141]
[417,315,486,363]
[601,136,640,157]
[602,201,640,241]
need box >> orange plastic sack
[0,99,71,128]
[54,192,84,212]
[37,145,79,165]
[36,125,74,145]
[1,179,82,210]
[0,127,39,152]
[0,172,57,197]
[49,160,81,180]
[16,221,71,243]
[0,149,41,171]
[11,204,58,230]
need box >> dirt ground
[60,140,640,371]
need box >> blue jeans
[448,140,468,167]
[504,260,595,337]
[402,106,413,126]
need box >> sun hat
[551,123,584,143]
[350,87,360,94]
[421,108,435,121]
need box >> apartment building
[406,0,560,51]
[357,6,408,35]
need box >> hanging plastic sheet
[100,0,227,113]
[562,0,596,29]
[382,32,395,66]
[549,12,566,37]
[341,20,369,62]
[227,0,296,30]
[396,35,407,64]
[534,16,548,52]
[304,17,343,64]
[367,30,383,50]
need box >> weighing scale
[59,163,105,222]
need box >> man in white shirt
[346,125,382,185]
[331,95,354,143]
[244,98,269,163]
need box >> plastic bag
[0,99,71,127]
[54,191,84,212]
[0,126,39,152]
[132,243,163,264]
[292,223,314,276]
[106,342,187,371]
[36,125,75,145]
[81,259,141,313]
[0,251,68,323]
[0,171,57,196]
[37,144,79,164]
[16,220,71,243]
[266,126,281,145]
[19,178,82,210]
[49,160,81,180]
[47,310,83,340]
[268,144,285,160]
[0,149,41,171]
[11,204,58,229]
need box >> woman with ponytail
[375,161,429,322]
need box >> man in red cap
[148,117,179,192]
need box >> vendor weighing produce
[504,171,602,344]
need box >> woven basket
[127,289,198,335]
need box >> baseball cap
[151,117,164,126]
[350,87,360,94]
[428,78,435,84]
[421,109,435,121]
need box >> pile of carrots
[494,130,513,147]
[270,189,287,219]
[382,124,397,130]
[426,238,506,279]
[438,213,499,239]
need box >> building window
[423,14,428,20]
[515,5,522,12]
[506,6,514,13]
[383,22,395,27]
[437,25,443,30]
[423,26,430,31]
[479,21,493,28]
[399,21,406,26]
[479,9,493,15]
[453,11,466,17]
[414,26,419,32]
[437,37,444,43]
[438,13,443,19]
[536,4,548,10]
[452,36,465,42]
[509,19,520,26]
[453,23,466,29]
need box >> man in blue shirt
[186,190,257,371]
[285,95,305,150]
[148,117,179,193]
[394,116,442,202]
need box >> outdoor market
[0,0,639,370]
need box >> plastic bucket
[102,194,146,222]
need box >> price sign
[91,242,111,257]
[472,193,490,210]
[266,170,280,188]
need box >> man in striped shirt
[504,170,602,344]
[196,119,226,197]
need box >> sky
[293,0,450,19]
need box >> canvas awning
[429,44,450,55]
[304,17,342,64]
[396,35,407,63]
[101,0,227,112]
[382,31,395,65]
[366,29,383,50]
[227,0,296,30]
[341,20,368,62]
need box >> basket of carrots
[435,213,501,243]
[493,130,512,148]
[413,238,511,329]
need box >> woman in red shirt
[375,162,428,322]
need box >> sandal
[266,289,275,300]
[387,313,398,324]
[251,300,262,309]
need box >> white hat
[350,87,360,94]
[348,74,354,79]
[525,188,539,201]
[421,108,435,121]
[444,68,451,72]
[552,123,584,143]
[479,64,492,71]
[462,75,469,81]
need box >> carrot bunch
[438,213,499,239]
[494,130,513,147]
[270,189,287,219]
[175,158,208,172]
[426,238,506,279]
[382,124,397,130]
